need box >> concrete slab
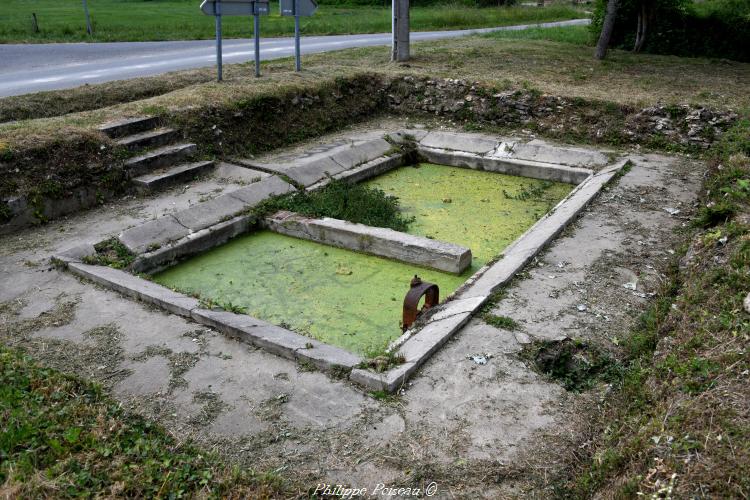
[130,215,253,274]
[420,131,498,155]
[295,340,363,371]
[52,242,96,265]
[118,215,189,254]
[511,140,610,168]
[172,194,247,233]
[330,138,393,169]
[264,211,472,274]
[213,162,270,184]
[419,147,592,184]
[227,175,296,206]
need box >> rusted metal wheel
[402,275,439,332]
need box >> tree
[595,0,620,59]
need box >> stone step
[125,143,197,177]
[116,128,181,151]
[132,161,215,192]
[98,116,160,139]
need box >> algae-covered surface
[153,164,572,354]
[365,163,573,265]
[154,231,467,354]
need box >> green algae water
[153,164,572,354]
[366,163,572,266]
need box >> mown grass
[560,116,750,498]
[0,346,287,498]
[0,0,583,42]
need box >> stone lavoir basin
[152,163,573,354]
[57,129,624,391]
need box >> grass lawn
[0,346,287,498]
[0,0,583,42]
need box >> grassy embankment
[0,0,583,42]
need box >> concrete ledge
[118,175,295,257]
[172,194,247,233]
[51,243,96,266]
[459,160,626,299]
[118,215,190,255]
[352,159,628,392]
[264,211,472,274]
[307,153,406,191]
[350,362,416,393]
[420,131,498,154]
[418,146,592,184]
[130,215,254,274]
[67,262,199,317]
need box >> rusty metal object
[402,275,439,332]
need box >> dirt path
[0,120,702,497]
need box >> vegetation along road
[0,19,589,97]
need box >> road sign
[280,0,318,17]
[201,0,269,16]
[201,0,270,81]
[279,0,318,72]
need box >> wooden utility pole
[82,0,93,35]
[392,0,409,62]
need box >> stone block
[172,194,247,232]
[67,263,199,317]
[420,131,498,155]
[118,215,189,254]
[330,138,393,170]
[227,175,296,206]
[264,211,472,273]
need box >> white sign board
[200,0,269,16]
[280,0,318,17]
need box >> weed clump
[255,179,415,232]
[82,238,135,269]
[522,338,623,392]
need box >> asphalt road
[0,19,588,97]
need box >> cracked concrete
[0,119,702,496]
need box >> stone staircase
[98,116,214,193]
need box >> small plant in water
[254,179,415,231]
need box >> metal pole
[254,10,261,77]
[82,0,93,35]
[215,0,223,81]
[294,0,301,71]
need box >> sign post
[254,3,261,77]
[280,0,317,72]
[215,0,222,81]
[200,0,269,80]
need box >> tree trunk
[595,0,619,60]
[634,2,650,52]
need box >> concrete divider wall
[264,210,472,274]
